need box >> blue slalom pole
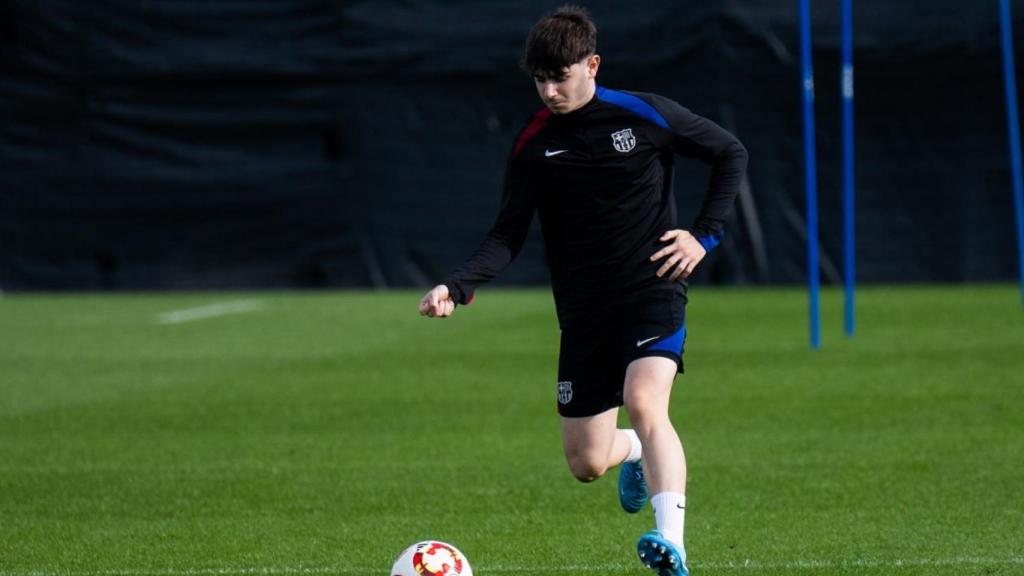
[841,0,856,334]
[1000,0,1024,306]
[800,0,821,348]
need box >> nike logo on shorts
[544,149,569,157]
[636,336,659,347]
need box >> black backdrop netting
[0,0,1020,290]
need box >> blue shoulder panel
[596,86,670,129]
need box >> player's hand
[418,284,456,318]
[650,229,707,282]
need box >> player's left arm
[650,229,709,282]
[645,94,749,281]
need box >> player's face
[533,54,600,114]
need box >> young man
[418,6,747,576]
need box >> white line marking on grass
[3,567,443,576]
[3,556,1023,576]
[156,299,265,325]
[691,556,1024,570]
[0,565,348,569]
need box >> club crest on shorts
[557,381,573,405]
[611,128,636,153]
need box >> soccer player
[417,6,747,576]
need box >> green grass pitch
[1,286,1022,575]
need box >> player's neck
[560,82,597,115]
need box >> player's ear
[587,54,600,79]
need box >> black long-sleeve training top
[443,86,748,325]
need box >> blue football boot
[637,529,688,576]
[618,459,648,513]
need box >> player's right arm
[418,156,536,318]
[418,284,456,318]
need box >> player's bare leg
[624,357,686,497]
[624,356,688,576]
[560,408,639,482]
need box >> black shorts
[555,287,687,418]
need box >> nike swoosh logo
[636,336,659,347]
[544,149,568,157]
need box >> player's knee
[623,385,661,422]
[565,452,607,483]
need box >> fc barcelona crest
[557,381,573,405]
[611,128,636,153]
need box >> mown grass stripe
[3,556,1023,575]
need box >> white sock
[651,492,686,548]
[622,429,642,463]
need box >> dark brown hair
[521,5,597,77]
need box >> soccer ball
[390,540,473,576]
